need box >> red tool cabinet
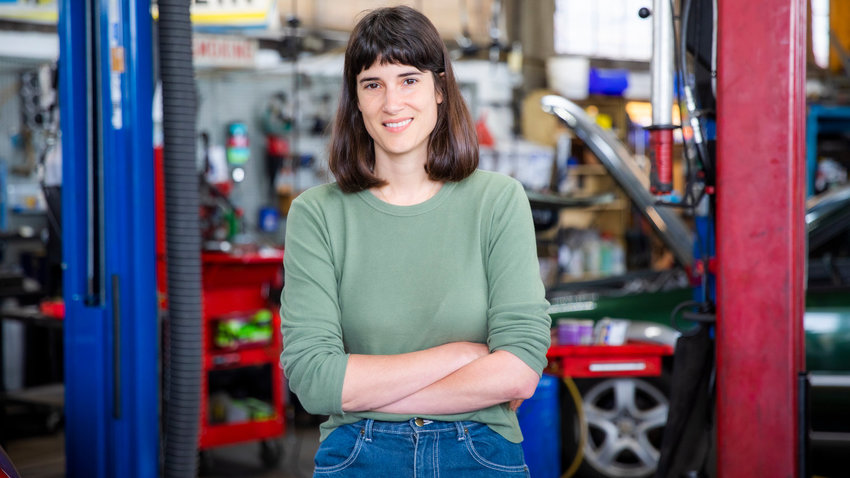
[546,341,674,378]
[199,250,285,455]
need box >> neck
[373,147,427,179]
[372,159,441,206]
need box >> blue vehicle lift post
[58,0,158,476]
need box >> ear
[436,72,446,104]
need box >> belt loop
[363,419,374,442]
[455,421,467,441]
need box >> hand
[509,399,524,411]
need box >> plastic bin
[588,67,629,96]
[517,374,560,478]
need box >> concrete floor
[4,422,320,478]
[5,407,846,478]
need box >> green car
[539,96,850,478]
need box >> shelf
[202,249,283,291]
[200,415,284,449]
[570,164,609,175]
[201,249,284,265]
[558,272,622,283]
[526,191,616,210]
[10,209,47,216]
[1,383,64,408]
[206,346,278,369]
[581,198,628,211]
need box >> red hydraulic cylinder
[649,129,674,193]
[716,0,807,476]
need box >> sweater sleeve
[280,195,348,415]
[485,180,552,375]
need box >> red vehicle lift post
[716,0,807,476]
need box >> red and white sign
[192,34,257,69]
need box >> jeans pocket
[313,423,365,474]
[462,423,529,474]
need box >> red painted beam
[716,0,807,476]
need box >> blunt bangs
[345,10,445,84]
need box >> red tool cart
[199,250,286,467]
[546,341,674,378]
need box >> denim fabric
[313,419,530,477]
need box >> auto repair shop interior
[0,0,848,477]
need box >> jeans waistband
[360,419,469,442]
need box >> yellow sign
[153,0,278,30]
[0,1,278,29]
[0,0,58,24]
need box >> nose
[382,85,403,114]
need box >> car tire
[561,374,670,478]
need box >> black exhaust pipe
[157,1,202,476]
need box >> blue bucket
[517,374,560,478]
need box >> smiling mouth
[383,118,412,129]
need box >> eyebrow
[358,71,422,84]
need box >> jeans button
[414,417,424,427]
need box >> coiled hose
[157,1,201,476]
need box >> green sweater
[280,169,551,443]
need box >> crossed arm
[340,342,540,414]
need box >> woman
[281,5,551,476]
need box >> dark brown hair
[328,5,478,193]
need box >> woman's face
[356,61,442,165]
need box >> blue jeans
[313,418,530,477]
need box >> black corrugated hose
[157,1,202,477]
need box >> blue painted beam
[59,0,158,476]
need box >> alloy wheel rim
[581,378,669,477]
